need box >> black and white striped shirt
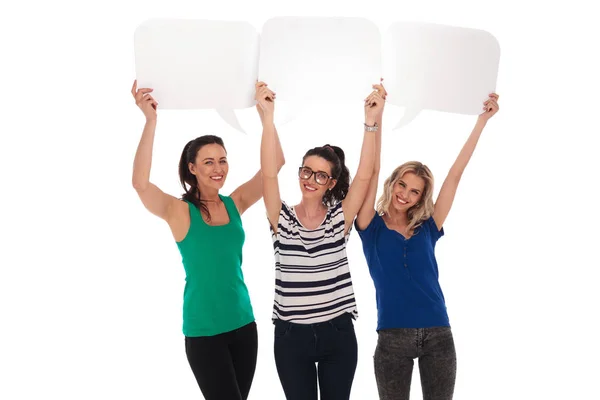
[270,201,358,324]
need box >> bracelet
[364,122,379,132]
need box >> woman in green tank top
[130,80,284,400]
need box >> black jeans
[185,322,258,400]
[374,327,456,400]
[274,313,358,400]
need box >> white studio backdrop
[0,1,599,400]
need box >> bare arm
[231,82,285,216]
[253,85,282,232]
[261,117,282,232]
[356,83,387,230]
[355,123,382,230]
[433,93,500,229]
[230,123,285,215]
[342,86,385,234]
[131,81,179,221]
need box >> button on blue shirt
[356,213,450,330]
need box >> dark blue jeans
[274,313,358,400]
[374,327,456,400]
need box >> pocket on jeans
[333,315,355,334]
[274,320,291,339]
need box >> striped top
[270,201,358,324]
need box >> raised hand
[255,81,276,121]
[365,79,387,124]
[479,93,499,122]
[131,80,158,121]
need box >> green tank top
[176,195,254,337]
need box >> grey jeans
[374,327,456,400]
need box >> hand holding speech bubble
[258,17,383,124]
[383,22,500,128]
[134,19,260,133]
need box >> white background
[1,1,599,399]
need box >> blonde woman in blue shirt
[355,93,500,400]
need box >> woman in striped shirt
[259,81,387,400]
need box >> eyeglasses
[298,167,333,185]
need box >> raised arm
[257,85,282,232]
[356,82,387,230]
[341,84,385,233]
[131,80,179,221]
[433,93,500,229]
[230,82,285,215]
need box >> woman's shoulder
[329,201,344,216]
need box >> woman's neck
[297,197,326,219]
[386,207,409,226]
[198,186,220,202]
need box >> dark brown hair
[178,135,226,221]
[302,144,350,207]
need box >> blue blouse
[356,213,450,330]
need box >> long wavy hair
[376,161,435,233]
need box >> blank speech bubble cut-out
[134,19,260,133]
[383,22,500,129]
[258,17,383,125]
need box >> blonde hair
[375,161,435,233]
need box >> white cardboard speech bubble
[258,17,383,124]
[134,19,260,133]
[383,22,500,128]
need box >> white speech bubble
[258,17,383,125]
[383,22,500,128]
[134,19,260,133]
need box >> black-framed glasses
[298,167,333,185]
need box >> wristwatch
[364,122,379,132]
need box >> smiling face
[298,155,337,201]
[390,172,425,212]
[188,143,228,191]
[377,162,436,221]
